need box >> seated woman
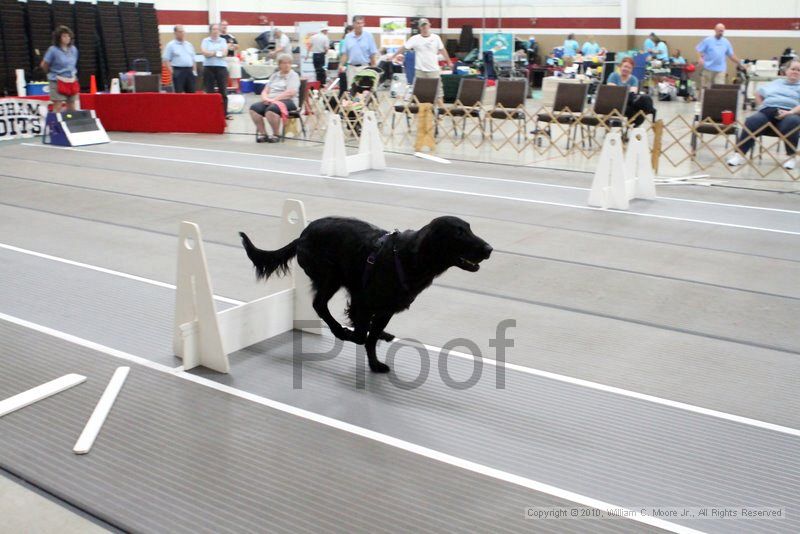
[606,56,656,127]
[727,59,800,169]
[249,54,300,143]
[670,49,686,65]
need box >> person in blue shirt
[563,34,579,57]
[162,25,197,93]
[339,15,378,87]
[670,49,686,65]
[727,59,800,169]
[643,33,657,54]
[581,37,601,57]
[202,23,230,119]
[653,38,669,61]
[696,23,740,94]
[41,25,79,112]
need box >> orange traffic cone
[90,74,97,94]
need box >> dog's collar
[363,231,409,292]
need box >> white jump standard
[588,127,657,210]
[173,199,322,374]
[321,110,386,177]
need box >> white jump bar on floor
[73,366,130,454]
[0,374,87,417]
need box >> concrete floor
[0,129,798,531]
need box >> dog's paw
[369,361,391,373]
[378,331,395,342]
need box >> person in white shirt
[271,29,291,58]
[392,18,451,102]
[307,27,330,84]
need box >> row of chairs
[392,77,633,147]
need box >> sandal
[266,136,280,143]
[256,135,269,143]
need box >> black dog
[239,216,492,373]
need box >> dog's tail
[239,232,298,281]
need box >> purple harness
[362,231,409,291]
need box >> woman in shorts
[41,25,79,113]
[248,54,301,143]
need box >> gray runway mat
[1,248,797,532]
[42,141,800,235]
[193,331,800,534]
[0,323,645,534]
[0,247,232,366]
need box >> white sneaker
[783,157,797,170]
[726,153,746,166]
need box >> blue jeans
[736,107,800,156]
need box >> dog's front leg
[365,312,393,373]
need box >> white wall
[635,0,800,18]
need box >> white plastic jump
[173,199,322,373]
[588,127,656,210]
[321,109,386,177]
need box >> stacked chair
[0,0,30,95]
[97,1,127,85]
[72,1,99,91]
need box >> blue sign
[481,33,514,63]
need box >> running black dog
[239,216,492,373]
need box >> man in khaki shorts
[393,18,452,104]
[696,23,741,95]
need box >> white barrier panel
[321,110,386,177]
[173,199,322,373]
[624,128,657,200]
[588,128,657,210]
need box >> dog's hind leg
[312,282,357,342]
[365,312,394,373]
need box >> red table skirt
[21,93,226,134]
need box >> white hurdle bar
[173,199,322,373]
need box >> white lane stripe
[0,311,703,534]
[0,242,244,306]
[3,235,800,438]
[19,144,800,235]
[417,342,800,438]
[104,140,800,215]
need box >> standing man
[392,19,451,103]
[162,25,196,93]
[201,23,230,119]
[271,28,292,58]
[696,23,741,93]
[220,20,241,91]
[339,15,378,87]
[308,27,330,85]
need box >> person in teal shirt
[654,38,669,61]
[670,49,686,64]
[563,34,579,57]
[581,37,601,57]
[643,33,657,54]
